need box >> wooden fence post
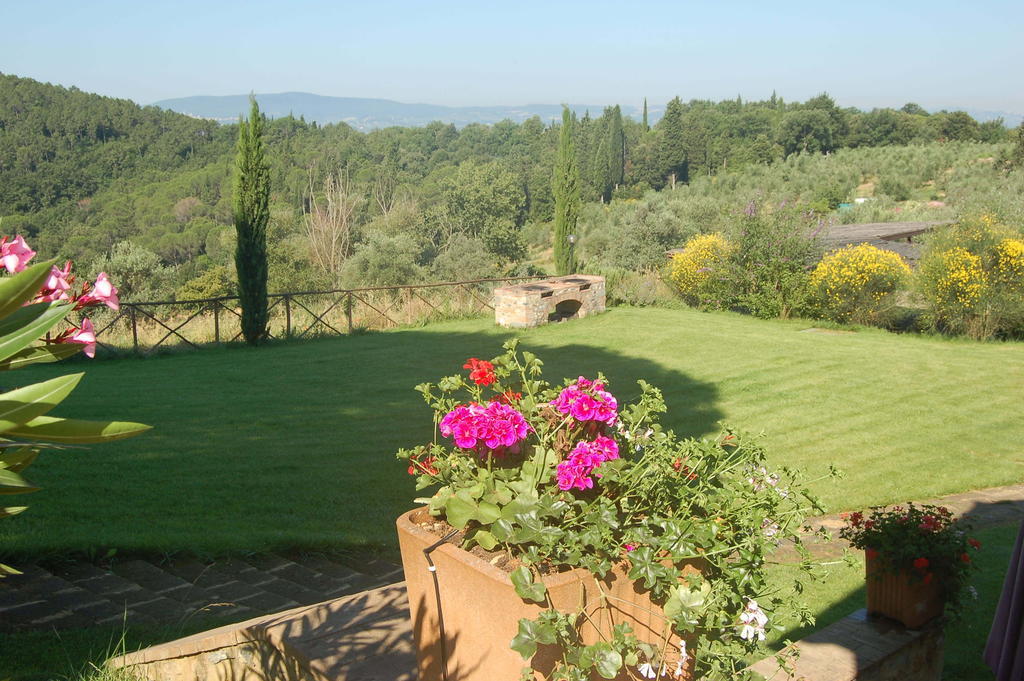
[130,306,139,352]
[346,292,353,334]
[284,294,292,337]
[213,301,220,343]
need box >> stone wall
[748,609,944,681]
[493,275,606,329]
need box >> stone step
[108,582,416,681]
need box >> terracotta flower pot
[865,550,945,629]
[397,508,697,681]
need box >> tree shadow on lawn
[0,325,724,565]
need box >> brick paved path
[4,483,1023,632]
[0,553,402,631]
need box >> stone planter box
[397,508,694,681]
[865,551,944,629]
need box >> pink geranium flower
[556,436,619,491]
[551,376,618,424]
[0,235,36,273]
[439,401,532,454]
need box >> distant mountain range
[152,92,652,130]
[152,92,1022,130]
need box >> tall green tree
[232,97,270,345]
[603,105,625,200]
[656,96,688,188]
[552,106,580,275]
[642,98,649,132]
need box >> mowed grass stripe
[0,306,1020,559]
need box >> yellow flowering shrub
[668,233,734,307]
[995,238,1024,288]
[809,244,910,323]
[918,214,1024,338]
[922,247,987,310]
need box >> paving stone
[126,596,194,621]
[243,554,295,573]
[245,575,327,605]
[111,560,195,595]
[259,560,339,593]
[68,598,133,621]
[234,589,302,614]
[163,559,235,588]
[0,599,67,626]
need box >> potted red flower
[840,503,981,629]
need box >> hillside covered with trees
[0,73,1016,302]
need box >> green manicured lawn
[1,306,1022,560]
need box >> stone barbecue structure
[493,275,606,328]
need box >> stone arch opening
[548,299,582,322]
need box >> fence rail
[87,276,547,355]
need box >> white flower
[748,465,779,492]
[673,639,688,678]
[738,599,769,641]
[637,662,658,679]
[968,586,979,600]
[761,518,780,539]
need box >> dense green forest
[0,73,1016,301]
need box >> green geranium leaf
[510,566,547,603]
[476,500,501,524]
[510,617,556,659]
[580,642,623,679]
[474,530,498,551]
[444,491,477,529]
[664,581,712,620]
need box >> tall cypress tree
[604,105,625,200]
[656,96,688,188]
[552,106,580,275]
[642,98,649,132]
[232,97,270,345]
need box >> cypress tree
[232,96,270,345]
[642,98,649,132]
[656,96,688,188]
[552,106,580,275]
[604,105,625,200]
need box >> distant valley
[152,92,654,130]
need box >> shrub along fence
[85,276,548,355]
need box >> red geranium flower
[913,557,929,570]
[407,455,438,476]
[849,512,863,528]
[969,538,982,550]
[496,389,522,404]
[961,553,971,564]
[463,358,496,386]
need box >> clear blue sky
[3,0,1022,113]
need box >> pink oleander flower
[550,376,618,424]
[439,401,532,453]
[79,272,119,310]
[556,436,619,491]
[36,261,74,303]
[0,235,36,273]
[64,318,97,358]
